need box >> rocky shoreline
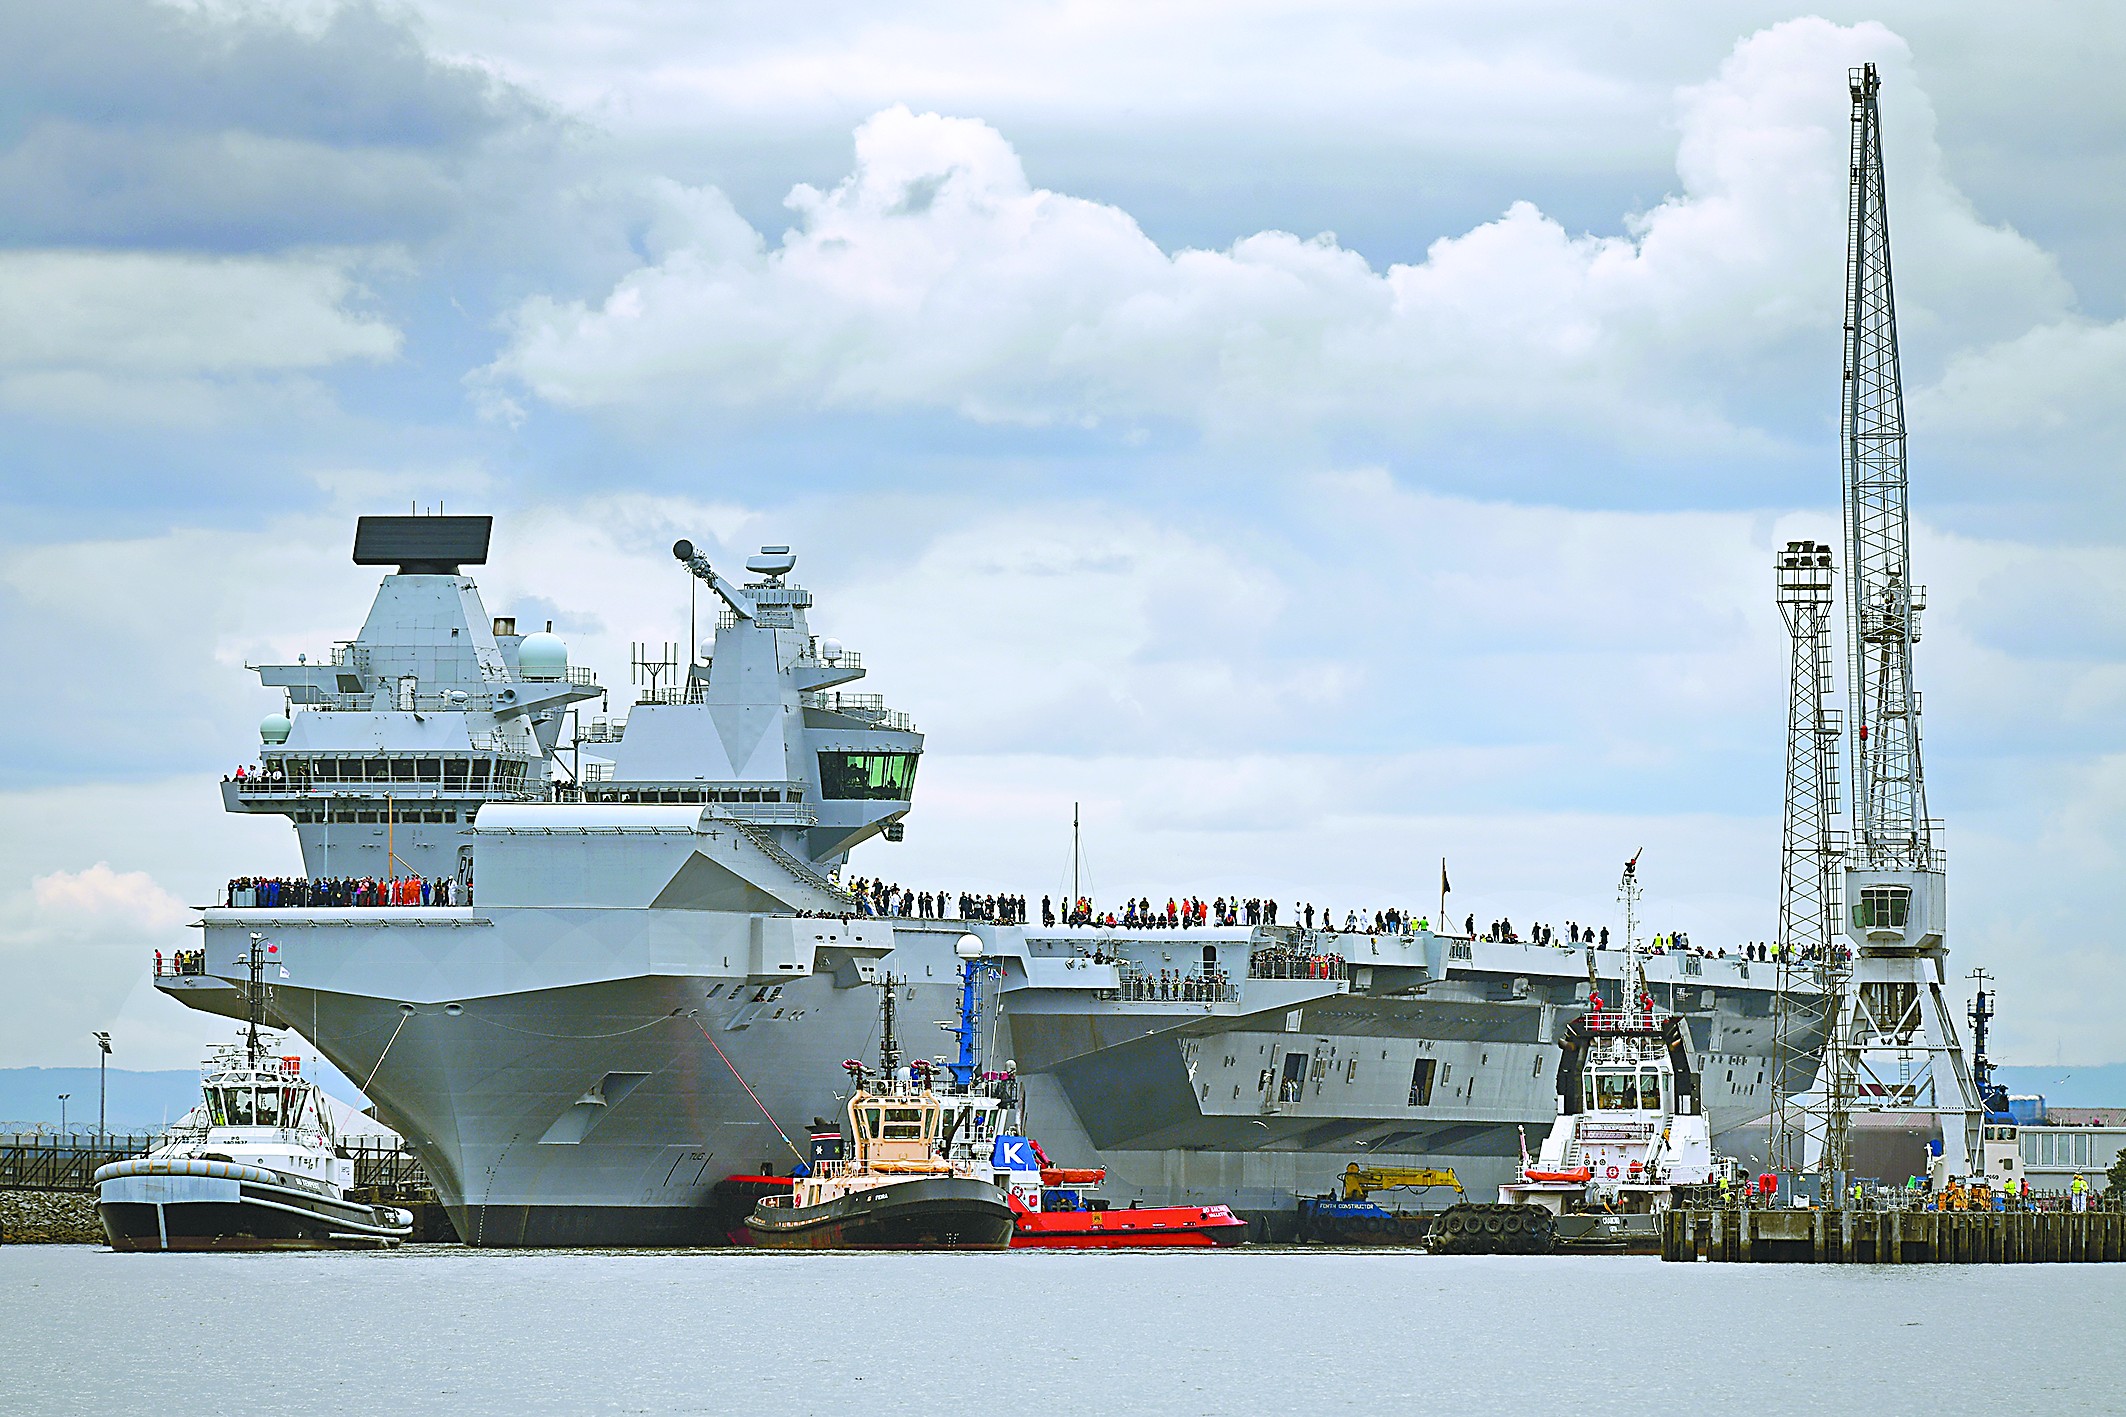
[1,1190,104,1244]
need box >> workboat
[96,968,411,1251]
[745,958,1015,1250]
[1461,856,1720,1253]
[999,1139,1248,1248]
[1294,1163,1465,1245]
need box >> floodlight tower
[1831,63,1980,1175]
[1767,540,1850,1174]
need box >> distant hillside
[0,1062,367,1133]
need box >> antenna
[630,642,680,704]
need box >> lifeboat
[1039,1167,1107,1187]
[1522,1166,1593,1184]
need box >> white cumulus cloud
[0,249,399,420]
[488,19,2065,459]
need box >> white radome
[260,713,292,744]
[518,631,568,680]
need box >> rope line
[689,1014,805,1163]
[360,1009,412,1095]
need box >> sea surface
[5,1245,2124,1416]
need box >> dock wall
[1663,1207,2126,1264]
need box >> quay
[1662,1206,2126,1264]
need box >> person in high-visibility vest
[2073,1173,2089,1213]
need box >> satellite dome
[820,638,843,662]
[519,631,568,680]
[260,713,292,745]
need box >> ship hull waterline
[744,1176,1016,1251]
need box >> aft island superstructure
[161,515,1812,1244]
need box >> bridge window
[1594,1071,1639,1110]
[817,752,919,800]
[1853,886,1910,930]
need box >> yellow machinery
[1340,1163,1464,1202]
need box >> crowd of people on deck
[829,878,1028,923]
[1247,944,1348,980]
[157,949,207,977]
[783,878,1829,968]
[224,876,469,907]
[1118,968,1235,1002]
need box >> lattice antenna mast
[1840,62,1931,871]
[1768,540,1850,1173]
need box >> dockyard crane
[1768,540,1851,1175]
[1825,64,1981,1177]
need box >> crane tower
[1767,540,1850,1174]
[1829,63,1980,1174]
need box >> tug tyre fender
[1483,1210,1505,1235]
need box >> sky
[2,0,2124,1078]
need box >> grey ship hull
[164,910,1810,1245]
[177,520,1814,1245]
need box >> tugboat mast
[243,931,267,1067]
[878,973,901,1075]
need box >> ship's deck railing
[1113,967,1238,1004]
[800,691,912,731]
[1247,948,1348,982]
[214,878,472,910]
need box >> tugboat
[1438,855,1719,1255]
[745,949,1016,1250]
[923,937,1249,1249]
[96,936,413,1251]
[999,1142,1249,1248]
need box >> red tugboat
[995,1138,1248,1248]
[939,940,1247,1248]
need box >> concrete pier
[1662,1207,2126,1263]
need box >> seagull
[1251,1121,1269,1129]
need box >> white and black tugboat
[96,937,412,1251]
[1436,856,1721,1255]
[745,949,1015,1250]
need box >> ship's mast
[1829,64,1980,1176]
[243,931,267,1066]
[878,973,901,1075]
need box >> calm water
[5,1245,2125,1416]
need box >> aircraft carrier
[158,514,1812,1244]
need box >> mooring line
[361,1008,413,1094]
[688,1013,805,1163]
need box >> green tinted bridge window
[818,751,918,800]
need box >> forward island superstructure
[161,515,1812,1244]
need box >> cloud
[0,0,549,252]
[0,250,399,420]
[486,19,2065,473]
[0,861,199,1069]
[29,863,188,925]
